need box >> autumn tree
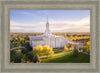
[33,45,43,56]
[83,41,90,54]
[67,43,74,50]
[33,45,54,57]
[43,45,54,57]
[64,46,69,52]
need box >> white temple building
[30,16,68,48]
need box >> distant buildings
[30,16,68,48]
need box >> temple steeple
[45,15,51,36]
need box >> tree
[22,48,28,54]
[17,49,21,53]
[42,45,54,57]
[64,46,69,52]
[67,43,72,48]
[33,55,40,63]
[83,41,90,54]
[26,52,40,63]
[25,42,32,51]
[73,47,79,57]
[67,43,74,51]
[43,45,50,56]
[33,45,43,56]
[10,43,14,49]
[10,50,16,62]
[48,48,54,56]
[21,54,27,63]
[33,45,54,58]
[14,52,23,63]
[26,52,34,62]
[70,45,74,50]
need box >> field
[10,32,90,63]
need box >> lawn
[41,52,90,63]
[54,50,65,54]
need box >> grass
[41,52,90,63]
[54,50,72,54]
[53,48,64,51]
[54,50,65,54]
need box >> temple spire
[47,15,48,23]
[44,15,51,36]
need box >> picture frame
[0,0,100,73]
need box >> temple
[30,16,68,48]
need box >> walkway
[40,51,73,58]
[10,46,25,51]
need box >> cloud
[20,12,34,16]
[10,16,90,32]
[49,15,90,32]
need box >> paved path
[10,46,25,51]
[40,51,73,58]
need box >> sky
[10,10,90,32]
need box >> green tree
[26,52,40,63]
[26,52,34,62]
[21,54,27,63]
[73,47,79,57]
[14,53,23,63]
[10,50,16,62]
[10,43,14,49]
[33,55,40,63]
[22,48,28,54]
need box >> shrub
[73,47,79,57]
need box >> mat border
[0,0,100,73]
